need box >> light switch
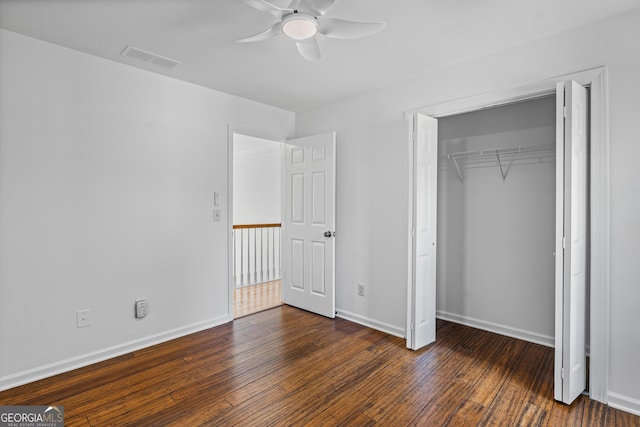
[213,191,220,206]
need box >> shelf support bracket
[451,156,464,182]
[496,153,508,180]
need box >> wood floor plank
[221,328,384,411]
[374,326,494,425]
[237,330,397,425]
[363,322,480,421]
[200,385,291,426]
[479,343,549,426]
[545,396,586,426]
[446,399,487,427]
[465,337,528,408]
[0,305,637,426]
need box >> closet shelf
[443,143,555,182]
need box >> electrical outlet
[213,209,221,222]
[357,284,365,297]
[77,309,91,328]
[135,300,148,319]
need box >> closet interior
[435,95,558,346]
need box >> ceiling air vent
[120,45,181,70]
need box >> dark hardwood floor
[1,306,638,426]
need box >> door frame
[227,125,286,321]
[405,66,610,404]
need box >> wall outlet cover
[135,300,148,319]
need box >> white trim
[586,68,610,404]
[336,309,405,338]
[405,112,415,348]
[608,392,640,417]
[406,66,609,404]
[407,67,606,117]
[235,144,282,159]
[0,315,228,392]
[437,311,554,348]
[228,125,235,320]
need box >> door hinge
[410,322,414,332]
[562,237,566,250]
[563,105,567,118]
[561,368,565,380]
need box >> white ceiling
[1,0,639,112]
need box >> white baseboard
[0,314,230,392]
[336,309,405,339]
[436,310,554,348]
[608,392,640,417]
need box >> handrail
[233,223,281,229]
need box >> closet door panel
[409,113,438,350]
[554,80,588,405]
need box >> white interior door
[408,114,438,350]
[554,80,588,404]
[282,132,336,318]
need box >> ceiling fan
[237,0,386,60]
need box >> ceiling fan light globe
[282,14,318,40]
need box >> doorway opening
[231,132,284,318]
[228,130,337,320]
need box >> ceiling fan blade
[287,0,303,9]
[296,37,321,60]
[303,0,336,15]
[236,22,281,43]
[242,0,292,19]
[317,17,386,39]
[264,0,300,8]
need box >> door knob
[324,231,333,238]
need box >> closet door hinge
[562,237,566,250]
[563,105,567,118]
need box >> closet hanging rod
[444,143,555,160]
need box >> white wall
[437,97,556,344]
[233,134,282,225]
[296,10,640,410]
[0,29,294,389]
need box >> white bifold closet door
[282,132,336,318]
[554,80,588,405]
[408,114,438,350]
